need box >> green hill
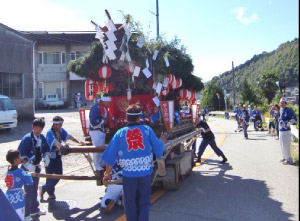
[212,38,299,94]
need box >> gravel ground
[0,108,93,190]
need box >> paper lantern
[171,77,177,89]
[167,74,175,86]
[98,65,112,79]
[177,78,182,88]
[126,62,135,74]
[179,88,187,100]
[85,79,98,101]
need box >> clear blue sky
[1,0,298,82]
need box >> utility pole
[232,61,235,106]
[156,0,159,39]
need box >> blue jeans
[197,139,224,157]
[123,174,151,221]
[42,156,62,196]
[24,167,41,216]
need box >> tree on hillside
[201,81,224,110]
[259,71,279,104]
[240,79,258,105]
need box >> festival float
[36,10,204,190]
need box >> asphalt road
[1,111,299,221]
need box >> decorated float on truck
[39,10,204,189]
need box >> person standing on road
[73,93,78,108]
[241,109,250,139]
[233,105,242,132]
[196,119,228,164]
[89,93,113,185]
[252,105,262,131]
[278,97,297,165]
[5,149,33,221]
[18,118,50,218]
[40,116,84,201]
[102,104,168,221]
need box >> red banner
[160,100,174,131]
[79,108,89,136]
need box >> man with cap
[40,116,84,201]
[89,93,112,185]
[102,104,168,221]
[278,97,297,165]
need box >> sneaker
[279,159,286,163]
[104,200,115,214]
[283,161,296,165]
[275,137,279,140]
[24,216,31,221]
[30,210,46,216]
[220,157,228,164]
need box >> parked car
[0,94,18,130]
[39,94,64,109]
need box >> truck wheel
[162,165,180,190]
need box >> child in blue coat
[5,149,33,221]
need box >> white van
[0,95,18,130]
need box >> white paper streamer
[106,40,117,51]
[133,66,141,77]
[152,50,159,60]
[153,97,160,107]
[105,30,117,41]
[142,68,152,78]
[137,36,144,48]
[164,56,170,67]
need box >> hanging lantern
[167,74,175,86]
[179,88,188,100]
[174,78,182,89]
[85,79,98,101]
[171,77,177,89]
[126,62,135,74]
[177,78,182,88]
[98,65,112,79]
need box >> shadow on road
[152,161,295,221]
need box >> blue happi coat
[5,167,33,210]
[102,124,165,177]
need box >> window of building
[0,72,23,98]
[38,52,66,64]
[70,51,87,60]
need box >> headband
[101,96,111,102]
[52,120,63,124]
[126,112,142,116]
